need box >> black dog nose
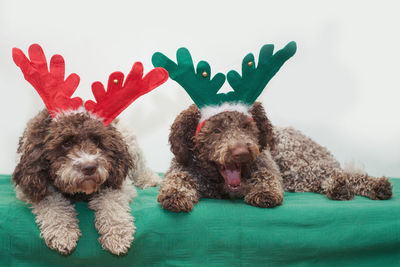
[232,146,250,163]
[81,164,97,176]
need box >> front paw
[99,222,136,255]
[43,227,81,255]
[370,177,392,200]
[245,189,283,208]
[157,187,198,213]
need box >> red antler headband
[13,44,168,126]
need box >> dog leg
[157,171,200,212]
[280,159,355,200]
[30,190,81,255]
[244,170,284,208]
[88,180,137,255]
[344,173,392,200]
[321,170,392,200]
[244,151,284,208]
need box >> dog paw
[43,227,81,255]
[325,175,355,201]
[99,223,136,255]
[369,177,392,200]
[245,189,283,208]
[132,169,162,189]
[157,189,197,213]
[142,170,163,188]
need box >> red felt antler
[84,62,168,126]
[12,44,83,117]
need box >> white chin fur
[200,103,251,122]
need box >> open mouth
[218,163,242,192]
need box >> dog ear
[12,110,52,202]
[169,104,201,166]
[103,127,134,189]
[250,102,275,151]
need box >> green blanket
[0,174,399,266]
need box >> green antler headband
[152,41,297,111]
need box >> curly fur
[12,109,160,255]
[158,102,392,212]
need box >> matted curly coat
[13,109,161,255]
[157,102,392,212]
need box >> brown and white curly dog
[13,109,161,255]
[158,102,392,212]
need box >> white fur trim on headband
[199,103,251,122]
[54,107,104,122]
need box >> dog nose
[81,163,97,176]
[232,146,250,163]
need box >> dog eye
[242,123,249,129]
[62,140,72,150]
[90,135,101,145]
[213,128,221,134]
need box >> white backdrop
[0,0,399,177]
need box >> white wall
[0,0,399,177]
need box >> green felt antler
[227,41,297,105]
[152,42,296,109]
[152,48,226,108]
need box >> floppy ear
[249,102,275,151]
[169,104,201,166]
[12,110,52,202]
[102,126,134,189]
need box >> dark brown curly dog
[158,102,392,212]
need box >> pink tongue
[221,167,241,186]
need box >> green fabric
[151,42,296,108]
[0,174,399,266]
